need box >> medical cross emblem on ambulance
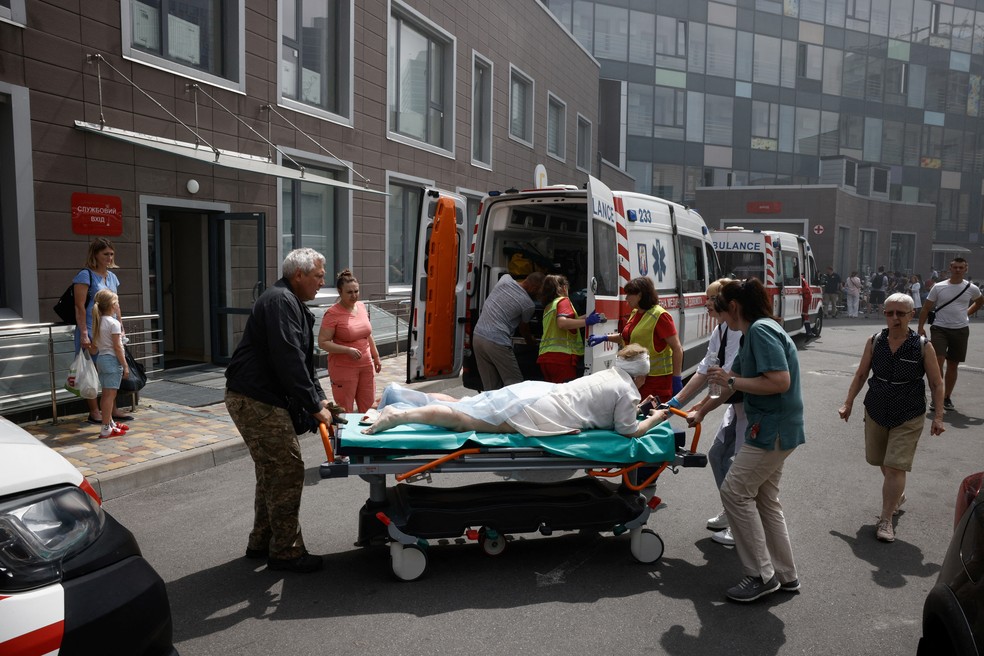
[651,240,667,281]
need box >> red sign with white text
[71,193,123,236]
[746,201,782,214]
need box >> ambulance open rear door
[407,189,468,383]
[585,175,622,374]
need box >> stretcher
[318,408,706,581]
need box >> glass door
[209,212,265,363]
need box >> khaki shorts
[930,325,970,362]
[864,409,924,472]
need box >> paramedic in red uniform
[537,274,605,383]
[589,276,683,402]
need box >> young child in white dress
[90,290,130,438]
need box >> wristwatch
[727,376,736,390]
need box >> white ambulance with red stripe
[0,417,176,655]
[711,227,824,336]
[407,176,720,389]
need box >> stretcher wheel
[390,544,428,582]
[479,528,507,556]
[630,528,664,564]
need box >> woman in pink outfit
[318,269,381,412]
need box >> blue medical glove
[667,397,682,409]
[584,311,606,326]
[672,375,683,395]
[587,334,608,347]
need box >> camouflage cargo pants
[225,390,306,560]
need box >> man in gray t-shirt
[473,272,544,390]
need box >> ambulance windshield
[717,251,766,283]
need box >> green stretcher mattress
[339,413,677,464]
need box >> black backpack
[870,273,884,290]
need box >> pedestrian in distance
[224,248,346,574]
[821,266,842,318]
[536,274,605,383]
[472,272,545,390]
[666,278,744,547]
[917,257,984,412]
[838,292,945,543]
[801,275,817,337]
[588,276,684,403]
[844,271,862,318]
[869,267,889,314]
[89,290,130,439]
[908,274,922,312]
[318,268,382,412]
[686,278,804,603]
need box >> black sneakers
[726,574,780,602]
[267,553,324,573]
[944,397,955,411]
[245,547,268,560]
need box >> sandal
[112,414,135,421]
[86,414,102,425]
[113,423,130,432]
[99,427,127,439]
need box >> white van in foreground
[711,228,823,336]
[406,176,721,390]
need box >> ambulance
[710,228,824,336]
[406,176,721,390]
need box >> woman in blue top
[688,278,803,603]
[73,238,126,424]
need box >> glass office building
[544,0,984,258]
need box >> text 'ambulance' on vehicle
[405,176,722,391]
[711,227,823,337]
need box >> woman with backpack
[838,293,945,543]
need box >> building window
[281,160,349,282]
[509,66,534,146]
[628,10,655,65]
[627,84,653,138]
[889,232,916,273]
[0,0,26,24]
[654,15,686,71]
[797,43,823,80]
[387,179,426,288]
[547,94,566,161]
[751,101,779,150]
[280,0,351,120]
[704,94,733,146]
[594,4,628,60]
[576,114,592,172]
[858,229,877,275]
[471,53,493,167]
[653,87,685,140]
[388,3,455,152]
[123,0,244,89]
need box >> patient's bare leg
[363,404,508,434]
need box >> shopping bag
[77,351,100,399]
[118,347,147,392]
[65,350,86,396]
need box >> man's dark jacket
[225,277,326,416]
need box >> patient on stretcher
[364,344,671,438]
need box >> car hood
[0,416,83,496]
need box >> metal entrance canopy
[74,121,388,195]
[931,244,972,253]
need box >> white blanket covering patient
[365,344,670,438]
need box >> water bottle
[707,355,722,399]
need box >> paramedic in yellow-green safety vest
[537,275,606,383]
[588,276,683,402]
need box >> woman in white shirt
[845,272,863,318]
[91,290,130,438]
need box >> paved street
[98,318,984,656]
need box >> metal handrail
[0,314,162,424]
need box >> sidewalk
[20,355,455,501]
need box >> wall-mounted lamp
[186,179,200,194]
